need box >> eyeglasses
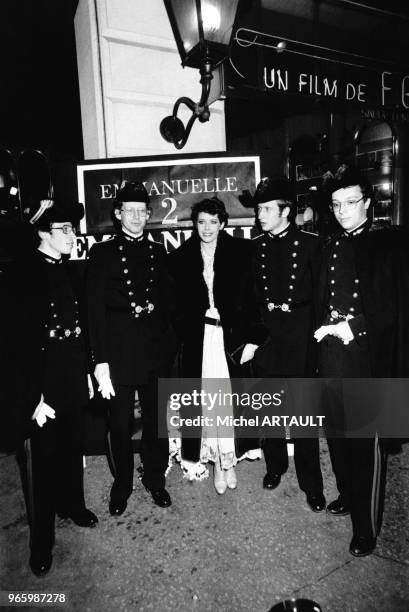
[330,196,364,212]
[51,225,77,235]
[121,208,148,218]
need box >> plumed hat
[114,180,149,206]
[239,177,296,208]
[322,164,373,199]
[29,198,84,227]
[253,177,295,205]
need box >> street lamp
[160,0,240,149]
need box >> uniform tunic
[320,223,370,378]
[86,232,175,384]
[253,225,320,375]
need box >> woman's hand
[240,343,259,364]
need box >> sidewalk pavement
[1,442,408,612]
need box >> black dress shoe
[349,535,377,557]
[29,552,53,577]
[58,508,98,527]
[146,488,172,508]
[326,496,350,516]
[306,493,326,512]
[263,473,281,490]
[109,499,127,516]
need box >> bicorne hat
[253,177,295,206]
[29,198,84,227]
[114,180,149,206]
[239,177,296,208]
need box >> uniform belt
[266,299,311,313]
[327,308,353,321]
[204,316,222,327]
[133,302,154,318]
[49,326,82,339]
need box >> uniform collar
[268,223,291,240]
[37,249,62,264]
[343,219,370,238]
[120,229,144,243]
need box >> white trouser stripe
[370,433,382,537]
[24,438,35,541]
[107,431,117,477]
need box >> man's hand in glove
[31,395,56,428]
[94,363,116,399]
[314,321,354,345]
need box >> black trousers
[263,437,323,495]
[320,336,387,538]
[16,340,87,556]
[326,435,387,537]
[254,364,323,496]
[107,376,169,501]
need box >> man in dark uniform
[315,165,409,556]
[86,181,176,514]
[5,199,98,577]
[251,178,325,512]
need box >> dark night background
[1,0,82,160]
[2,0,409,163]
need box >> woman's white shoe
[225,467,237,489]
[214,463,227,494]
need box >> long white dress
[199,242,236,471]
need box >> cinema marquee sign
[263,64,409,110]
[72,155,260,260]
[230,30,409,113]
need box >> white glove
[314,325,335,342]
[87,374,94,399]
[31,395,56,428]
[240,343,259,364]
[94,362,116,399]
[334,321,354,345]
[314,322,354,345]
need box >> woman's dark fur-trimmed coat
[167,230,268,377]
[167,231,269,463]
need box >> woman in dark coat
[168,197,268,493]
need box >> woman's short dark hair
[191,197,229,225]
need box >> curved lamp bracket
[160,51,213,149]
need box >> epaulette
[94,236,115,246]
[300,229,319,237]
[369,224,402,233]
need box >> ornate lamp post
[160,0,240,149]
